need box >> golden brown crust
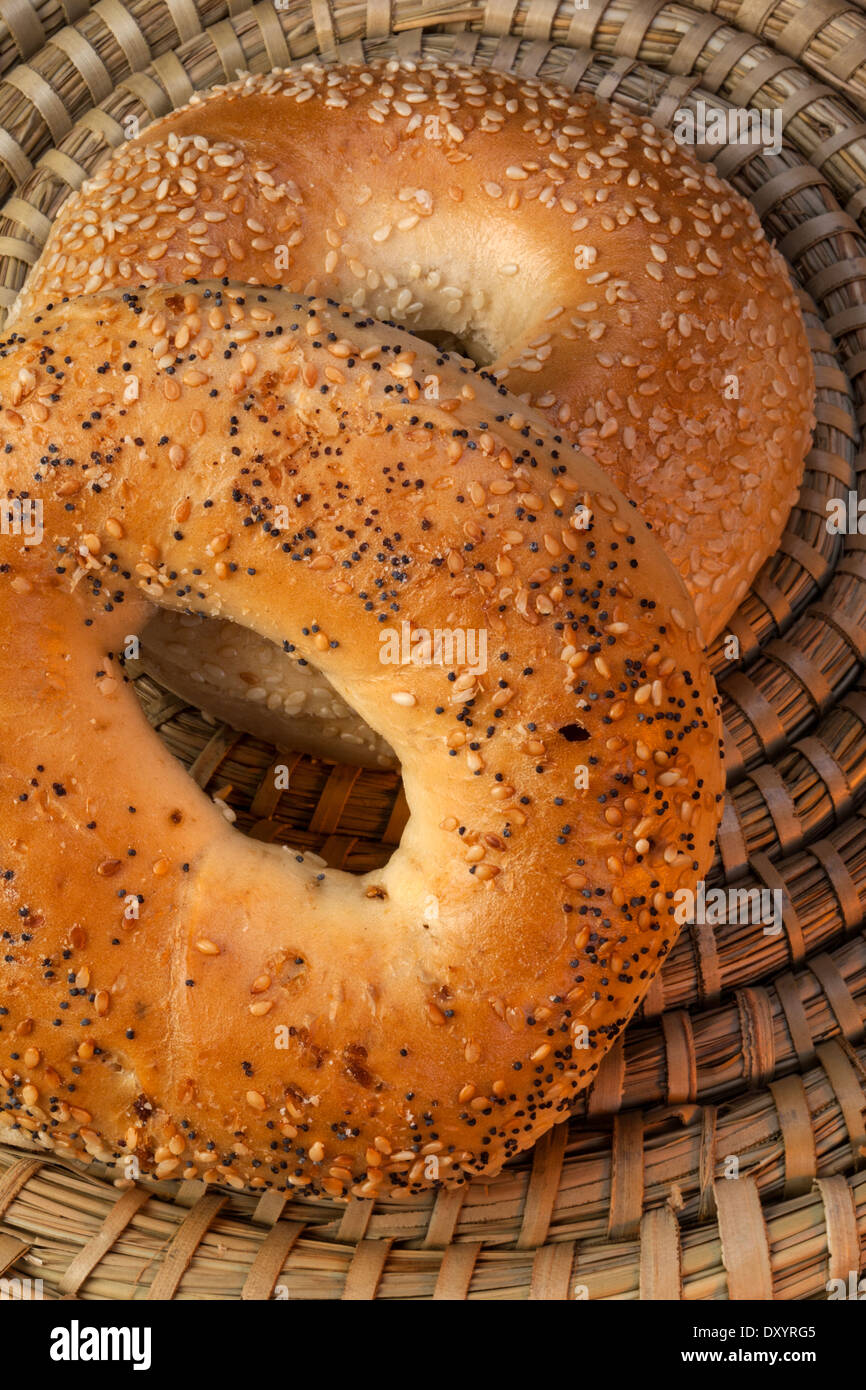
[0,284,723,1195]
[12,59,815,639]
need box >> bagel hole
[129,610,403,874]
[413,327,480,364]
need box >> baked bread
[0,283,724,1194]
[11,58,815,641]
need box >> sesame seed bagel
[12,59,814,640]
[0,283,723,1195]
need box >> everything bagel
[0,284,723,1194]
[12,59,815,641]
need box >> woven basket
[1,0,866,1301]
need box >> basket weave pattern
[0,0,866,1299]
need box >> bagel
[0,284,723,1194]
[12,58,815,642]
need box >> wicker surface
[1,0,866,1299]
